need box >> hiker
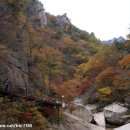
[3,78,11,92]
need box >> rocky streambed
[47,99,130,130]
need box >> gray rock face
[27,0,47,27]
[0,0,47,98]
[104,103,129,125]
[55,13,71,30]
[71,104,93,122]
[2,51,33,97]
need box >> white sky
[40,0,130,40]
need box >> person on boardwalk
[3,77,11,92]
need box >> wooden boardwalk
[0,89,62,126]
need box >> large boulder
[61,112,105,130]
[104,103,129,125]
[70,104,93,122]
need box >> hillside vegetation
[0,0,130,123]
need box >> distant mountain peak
[102,36,126,44]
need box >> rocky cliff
[55,13,71,30]
[27,0,47,27]
[0,0,100,100]
[0,0,47,98]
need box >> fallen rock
[94,112,106,128]
[104,103,129,125]
[114,123,130,130]
[71,104,93,122]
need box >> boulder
[94,112,106,128]
[71,104,93,122]
[104,103,129,125]
[61,112,105,130]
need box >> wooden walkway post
[58,106,60,126]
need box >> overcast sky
[40,0,130,40]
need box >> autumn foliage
[118,54,130,69]
[1,0,130,106]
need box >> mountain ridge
[102,36,126,44]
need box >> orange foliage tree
[96,67,119,86]
[54,78,80,100]
[96,67,120,102]
[77,46,122,78]
[118,54,130,69]
[113,71,130,97]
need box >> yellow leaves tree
[125,41,130,53]
[96,67,120,102]
[77,56,107,78]
[77,45,123,78]
[97,87,112,103]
